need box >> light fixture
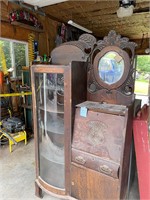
[68,20,92,34]
[117,0,135,18]
[145,48,150,54]
[22,0,68,7]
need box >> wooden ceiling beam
[88,19,149,29]
[94,27,150,39]
[74,12,150,24]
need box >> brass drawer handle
[75,156,86,165]
[99,165,112,175]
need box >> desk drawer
[72,148,120,179]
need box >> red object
[0,71,4,88]
[133,104,150,200]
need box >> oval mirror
[98,51,124,85]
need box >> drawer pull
[75,156,86,165]
[99,165,112,175]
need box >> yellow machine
[0,44,28,152]
[0,128,27,153]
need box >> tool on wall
[28,33,35,65]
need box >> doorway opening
[135,55,150,106]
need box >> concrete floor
[0,138,139,200]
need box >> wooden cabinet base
[71,163,120,200]
[35,181,43,198]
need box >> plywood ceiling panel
[41,1,150,39]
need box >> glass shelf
[39,134,64,164]
[43,113,64,134]
[40,155,65,188]
[39,103,64,114]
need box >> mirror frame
[93,46,130,90]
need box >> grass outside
[134,80,149,95]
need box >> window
[0,38,28,78]
[135,55,150,106]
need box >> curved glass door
[35,72,65,189]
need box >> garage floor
[0,138,139,200]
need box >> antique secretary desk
[31,31,137,200]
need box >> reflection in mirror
[98,51,124,85]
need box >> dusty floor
[0,138,139,200]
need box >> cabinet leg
[35,182,43,198]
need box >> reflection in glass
[98,51,124,85]
[35,73,65,189]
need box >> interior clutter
[9,9,43,30]
[0,1,150,200]
[55,23,85,47]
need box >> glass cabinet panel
[35,72,65,189]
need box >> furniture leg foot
[35,182,43,198]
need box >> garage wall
[0,2,58,56]
[0,1,149,56]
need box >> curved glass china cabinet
[31,63,86,198]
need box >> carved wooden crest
[87,30,137,105]
[51,33,96,64]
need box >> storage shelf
[40,153,64,165]
[43,116,64,135]
[41,85,64,91]
[11,21,44,33]
[39,102,64,114]
[40,135,64,164]
[40,154,65,188]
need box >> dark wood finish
[87,30,137,106]
[31,62,87,199]
[37,177,65,195]
[72,106,127,163]
[120,104,134,199]
[31,31,137,200]
[35,181,43,198]
[51,34,96,65]
[11,21,44,32]
[72,148,120,179]
[76,101,127,115]
[71,163,120,200]
[71,102,133,200]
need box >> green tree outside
[135,55,150,95]
[137,55,150,74]
[0,39,27,77]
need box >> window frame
[0,37,29,78]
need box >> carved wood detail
[87,30,137,105]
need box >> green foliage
[14,42,26,76]
[137,55,150,73]
[0,39,27,77]
[0,40,12,70]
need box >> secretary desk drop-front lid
[72,101,128,178]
